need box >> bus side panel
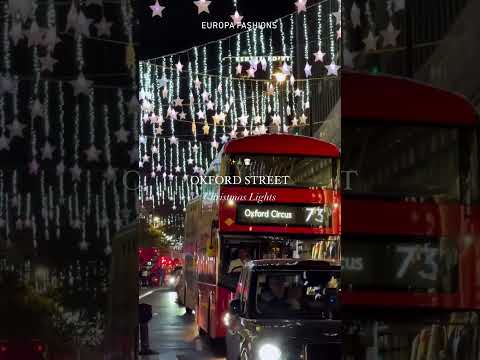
[197,282,214,334]
[214,286,235,339]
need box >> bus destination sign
[236,204,331,227]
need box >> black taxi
[225,259,341,360]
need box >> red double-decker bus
[182,134,341,339]
[341,72,479,358]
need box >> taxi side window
[237,268,250,315]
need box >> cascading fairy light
[303,10,311,106]
[95,195,100,239]
[329,4,336,63]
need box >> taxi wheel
[198,326,207,337]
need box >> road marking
[139,290,156,299]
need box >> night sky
[137,0,304,59]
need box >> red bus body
[185,134,341,339]
[342,72,480,310]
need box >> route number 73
[395,244,439,281]
[305,207,325,224]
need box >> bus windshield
[343,123,463,199]
[228,155,336,188]
[252,270,340,319]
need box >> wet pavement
[138,287,226,360]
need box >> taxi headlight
[168,277,176,285]
[258,343,282,360]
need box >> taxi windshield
[251,270,340,319]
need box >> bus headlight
[258,343,282,360]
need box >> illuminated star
[31,100,44,119]
[380,22,400,47]
[304,62,312,77]
[239,115,249,126]
[247,67,256,78]
[7,119,26,138]
[197,110,205,119]
[27,21,42,47]
[39,53,58,73]
[104,166,117,183]
[281,62,291,75]
[325,62,341,76]
[363,32,379,52]
[175,60,184,72]
[114,126,130,143]
[332,11,341,26]
[187,158,194,165]
[159,75,169,88]
[84,144,102,162]
[194,77,202,89]
[0,135,10,151]
[206,101,215,110]
[211,140,219,149]
[220,134,229,143]
[229,128,237,139]
[76,11,93,37]
[56,161,65,176]
[231,11,243,25]
[242,128,249,137]
[70,163,82,181]
[351,2,361,28]
[202,121,210,135]
[313,49,326,62]
[142,154,150,163]
[192,144,199,153]
[95,16,113,37]
[201,90,210,102]
[70,73,93,96]
[295,0,307,13]
[150,0,165,17]
[155,126,163,135]
[236,63,243,75]
[174,97,184,107]
[179,111,187,120]
[43,27,61,51]
[41,141,55,160]
[169,135,178,145]
[294,88,303,97]
[194,0,211,14]
[28,159,40,175]
[299,113,308,125]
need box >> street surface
[139,288,226,360]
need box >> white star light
[95,17,113,37]
[0,135,10,151]
[27,21,42,47]
[28,159,39,175]
[350,2,361,28]
[363,32,379,52]
[169,135,178,145]
[295,0,307,13]
[56,161,65,176]
[7,119,25,138]
[236,63,243,75]
[380,22,400,47]
[9,21,23,46]
[194,0,211,14]
[104,166,117,183]
[176,60,184,72]
[114,126,130,143]
[220,134,229,143]
[84,144,102,162]
[70,73,93,96]
[41,141,55,160]
[70,164,82,181]
[325,62,341,76]
[39,53,58,73]
[247,67,256,78]
[313,50,327,66]
[150,0,165,17]
[174,97,184,107]
[304,62,312,77]
[231,11,243,25]
[194,77,202,89]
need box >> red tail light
[0,344,7,352]
[34,344,44,353]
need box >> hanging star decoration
[114,126,130,143]
[95,17,113,37]
[363,32,379,52]
[304,62,312,78]
[325,62,341,76]
[150,0,165,17]
[350,2,361,28]
[41,141,55,160]
[0,135,10,151]
[202,121,210,135]
[39,53,58,73]
[169,135,178,145]
[7,118,25,138]
[84,144,102,162]
[231,11,243,25]
[176,60,184,72]
[295,0,307,13]
[194,0,212,14]
[9,21,23,46]
[380,22,400,47]
[236,63,243,75]
[27,21,43,48]
[70,73,93,96]
[220,134,229,143]
[28,159,40,175]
